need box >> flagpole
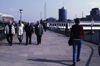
[44,2,46,21]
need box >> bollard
[99,43,100,56]
[99,30,100,56]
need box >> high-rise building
[90,8,100,15]
[59,7,67,21]
[86,8,100,21]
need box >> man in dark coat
[25,21,33,45]
[35,21,43,45]
[40,19,47,31]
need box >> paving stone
[0,61,11,66]
[0,30,100,66]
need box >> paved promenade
[0,30,100,66]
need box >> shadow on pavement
[27,58,73,66]
[0,42,37,46]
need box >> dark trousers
[26,34,32,44]
[37,35,42,44]
[17,35,23,43]
[6,34,13,45]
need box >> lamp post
[19,9,23,21]
[91,18,94,41]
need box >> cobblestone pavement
[0,30,100,66]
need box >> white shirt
[17,23,24,35]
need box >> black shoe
[10,44,12,46]
[72,62,76,66]
[25,44,28,46]
[77,59,80,62]
[37,43,39,45]
[20,40,22,43]
[8,42,10,45]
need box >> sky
[0,0,100,22]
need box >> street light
[19,9,23,21]
[91,18,94,41]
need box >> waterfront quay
[46,21,100,43]
[0,30,100,66]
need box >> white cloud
[9,8,17,11]
[86,2,100,8]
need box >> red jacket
[71,24,84,39]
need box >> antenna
[63,2,64,7]
[40,11,42,19]
[63,2,65,7]
[75,14,77,18]
[44,2,46,20]
[82,12,83,18]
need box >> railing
[45,21,100,44]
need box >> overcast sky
[0,0,100,22]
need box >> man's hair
[19,20,22,22]
[74,18,80,23]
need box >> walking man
[4,21,15,46]
[17,20,24,44]
[25,21,33,45]
[40,19,47,31]
[35,21,43,45]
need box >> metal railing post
[98,30,100,56]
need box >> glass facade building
[59,7,67,21]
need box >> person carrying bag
[70,18,84,66]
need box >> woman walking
[71,18,84,66]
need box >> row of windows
[49,23,69,26]
[49,23,100,27]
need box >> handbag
[68,38,73,46]
[68,28,73,46]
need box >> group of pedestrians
[4,18,83,66]
[4,20,44,46]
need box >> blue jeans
[72,39,82,62]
